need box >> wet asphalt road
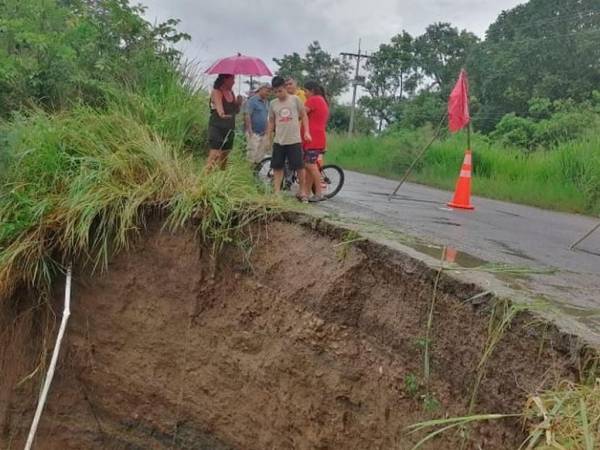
[320,171,600,331]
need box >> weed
[423,247,445,385]
[335,230,363,261]
[407,413,520,450]
[404,373,420,399]
[422,394,441,414]
[467,300,528,417]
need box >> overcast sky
[141,0,524,65]
[141,0,524,97]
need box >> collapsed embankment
[0,215,588,449]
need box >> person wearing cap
[245,83,271,164]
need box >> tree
[395,91,445,129]
[329,104,376,135]
[0,0,189,115]
[360,32,420,131]
[470,0,600,131]
[414,23,479,95]
[273,41,351,98]
[358,24,477,131]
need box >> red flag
[448,69,470,133]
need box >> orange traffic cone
[448,150,474,210]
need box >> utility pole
[341,39,371,136]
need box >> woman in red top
[302,81,329,201]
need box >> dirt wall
[0,217,580,449]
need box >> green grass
[0,64,273,301]
[328,129,600,215]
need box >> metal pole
[570,222,600,250]
[388,115,446,200]
[348,39,361,136]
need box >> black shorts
[304,149,324,164]
[208,125,235,151]
[271,143,304,171]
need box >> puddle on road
[323,212,546,286]
[320,211,600,342]
[403,241,542,292]
[409,242,487,268]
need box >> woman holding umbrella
[207,74,243,169]
[205,54,273,169]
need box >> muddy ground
[0,217,583,449]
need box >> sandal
[296,194,309,204]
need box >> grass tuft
[0,73,274,301]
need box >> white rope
[24,265,73,450]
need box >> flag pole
[388,114,446,201]
[570,222,600,250]
[467,123,472,150]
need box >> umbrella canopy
[205,53,272,76]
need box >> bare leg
[219,151,229,170]
[297,168,306,198]
[305,163,322,197]
[273,169,284,193]
[205,149,222,172]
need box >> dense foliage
[274,1,600,139]
[0,0,191,115]
[0,0,269,298]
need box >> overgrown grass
[328,129,600,215]
[409,378,600,449]
[0,66,272,301]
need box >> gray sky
[141,0,524,96]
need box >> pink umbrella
[205,53,273,76]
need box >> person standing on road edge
[268,76,312,200]
[302,80,329,202]
[206,74,243,170]
[245,83,271,164]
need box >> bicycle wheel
[321,164,345,199]
[255,157,273,187]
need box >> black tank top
[209,90,237,129]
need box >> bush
[534,110,593,149]
[490,114,537,150]
[0,0,189,116]
[329,104,376,135]
[491,97,600,151]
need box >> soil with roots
[0,217,580,449]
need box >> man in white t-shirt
[267,76,312,199]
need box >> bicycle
[255,155,345,200]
